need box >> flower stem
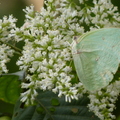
[0,40,22,55]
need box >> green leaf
[51,98,60,106]
[72,28,120,91]
[0,100,14,115]
[0,75,21,104]
[116,116,120,120]
[12,90,99,120]
[0,116,11,120]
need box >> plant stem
[0,40,22,55]
[14,51,22,56]
[35,98,54,120]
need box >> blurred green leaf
[0,116,11,120]
[51,98,60,106]
[116,116,120,120]
[0,100,14,115]
[0,75,21,104]
[12,90,99,120]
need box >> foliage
[0,75,21,104]
[0,0,120,120]
[12,90,99,120]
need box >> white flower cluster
[0,44,14,74]
[12,0,86,105]
[74,0,120,29]
[7,0,120,119]
[17,28,87,104]
[91,0,120,28]
[88,80,120,120]
[0,15,17,42]
[0,15,16,74]
[18,30,78,104]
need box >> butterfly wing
[72,28,120,91]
